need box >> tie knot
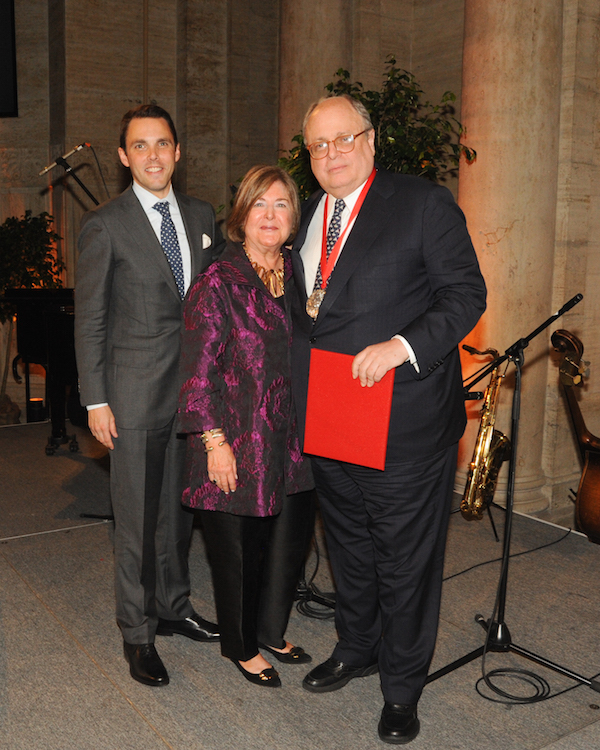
[153,201,170,217]
[334,199,345,215]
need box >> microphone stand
[55,156,99,206]
[426,292,600,695]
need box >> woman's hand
[207,442,238,494]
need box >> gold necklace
[243,243,285,298]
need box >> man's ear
[174,143,181,163]
[118,147,130,168]
[367,128,376,156]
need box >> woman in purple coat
[178,166,315,688]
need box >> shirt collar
[131,181,177,215]
[325,176,370,214]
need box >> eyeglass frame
[305,129,371,160]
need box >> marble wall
[278,0,465,155]
[0,0,50,222]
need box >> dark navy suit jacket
[291,167,487,463]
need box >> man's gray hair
[302,94,374,141]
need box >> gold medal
[306,288,326,319]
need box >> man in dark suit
[75,104,224,687]
[291,95,486,743]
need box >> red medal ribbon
[319,167,376,290]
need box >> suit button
[309,337,317,344]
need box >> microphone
[39,143,90,176]
[555,293,583,318]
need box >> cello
[551,329,600,543]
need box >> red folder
[304,348,395,470]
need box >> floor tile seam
[0,421,52,430]
[536,716,600,749]
[0,519,111,543]
[0,549,177,750]
[513,510,586,538]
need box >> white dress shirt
[132,181,192,292]
[300,180,367,297]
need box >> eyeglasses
[306,129,370,159]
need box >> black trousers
[311,444,458,705]
[199,490,315,661]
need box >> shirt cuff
[392,335,420,374]
[86,403,108,411]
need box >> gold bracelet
[204,439,228,454]
[201,428,225,444]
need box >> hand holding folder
[304,348,395,470]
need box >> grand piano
[4,287,85,454]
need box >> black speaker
[0,0,18,118]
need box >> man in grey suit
[75,104,224,686]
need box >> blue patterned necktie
[313,198,346,292]
[153,201,185,298]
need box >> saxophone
[460,347,512,521]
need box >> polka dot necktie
[153,201,185,298]
[313,198,346,292]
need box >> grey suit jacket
[74,185,225,430]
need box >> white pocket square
[202,233,212,250]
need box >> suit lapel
[176,190,203,278]
[115,187,181,300]
[311,170,395,327]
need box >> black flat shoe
[259,642,312,664]
[123,642,169,687]
[378,703,420,744]
[231,659,281,688]
[156,612,220,642]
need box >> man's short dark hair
[119,104,179,150]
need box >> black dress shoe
[302,656,379,692]
[259,642,312,664]
[156,612,220,642]
[378,703,420,744]
[123,642,169,687]
[231,659,281,688]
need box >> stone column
[182,0,228,209]
[457,0,564,512]
[279,0,352,151]
[227,0,280,181]
[542,0,600,520]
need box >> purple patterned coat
[178,242,313,516]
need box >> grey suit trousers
[110,417,194,643]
